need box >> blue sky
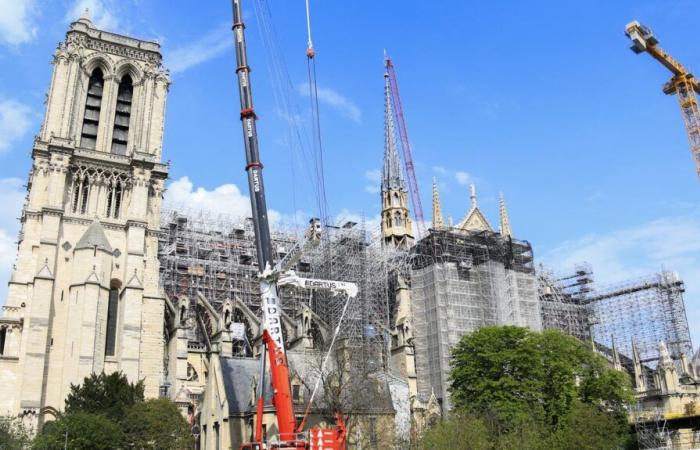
[2,0,700,345]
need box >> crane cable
[251,0,327,231]
[304,0,329,225]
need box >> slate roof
[220,352,395,417]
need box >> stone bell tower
[0,13,170,428]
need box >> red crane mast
[385,56,426,238]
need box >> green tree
[32,412,123,450]
[0,415,31,450]
[416,412,491,450]
[449,326,632,429]
[121,398,194,450]
[64,371,144,422]
[546,400,631,450]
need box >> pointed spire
[499,192,512,238]
[458,183,493,232]
[632,339,647,392]
[432,178,444,230]
[382,59,405,193]
[447,215,453,228]
[611,335,622,371]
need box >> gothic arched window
[394,211,403,228]
[105,180,123,219]
[0,327,6,355]
[392,192,400,207]
[81,68,104,150]
[111,75,133,155]
[105,286,119,356]
[71,173,90,215]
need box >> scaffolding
[158,210,393,368]
[587,271,693,368]
[408,228,540,410]
[538,264,593,342]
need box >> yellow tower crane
[625,21,700,180]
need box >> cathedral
[0,13,541,449]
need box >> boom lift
[625,21,700,180]
[230,1,353,448]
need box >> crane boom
[385,56,426,237]
[230,2,350,448]
[230,0,296,442]
[625,21,700,180]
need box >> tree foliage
[64,371,144,421]
[121,398,194,450]
[417,398,632,450]
[449,326,633,428]
[0,415,31,450]
[32,412,123,450]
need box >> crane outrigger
[229,1,353,448]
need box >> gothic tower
[0,14,170,427]
[381,67,413,249]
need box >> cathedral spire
[432,178,444,230]
[382,67,405,192]
[499,192,512,238]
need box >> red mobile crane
[229,1,350,448]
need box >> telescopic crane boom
[625,21,700,180]
[230,1,350,448]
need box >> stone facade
[0,16,169,430]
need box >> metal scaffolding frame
[158,210,394,369]
[407,228,541,410]
[587,271,693,367]
[538,264,593,342]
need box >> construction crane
[385,55,426,238]
[230,1,351,449]
[625,21,700,180]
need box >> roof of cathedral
[382,70,406,192]
[75,220,113,253]
[220,357,273,415]
[219,352,396,416]
[457,185,493,232]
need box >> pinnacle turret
[432,178,444,230]
[499,192,512,238]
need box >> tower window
[0,327,6,355]
[71,175,90,215]
[111,75,133,155]
[105,181,124,219]
[81,68,104,150]
[105,287,119,356]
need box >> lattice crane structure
[385,55,426,237]
[626,21,700,180]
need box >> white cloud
[65,0,119,31]
[364,169,381,194]
[0,0,37,46]
[455,171,471,186]
[163,176,289,228]
[298,83,362,123]
[165,27,230,74]
[164,176,252,218]
[540,214,700,345]
[0,100,33,154]
[0,178,26,308]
